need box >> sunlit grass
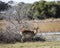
[0,41,60,48]
[33,22,60,32]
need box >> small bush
[0,30,22,43]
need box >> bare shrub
[0,25,22,43]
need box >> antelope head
[33,27,39,34]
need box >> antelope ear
[34,30,36,33]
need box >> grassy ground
[28,19,60,32]
[0,41,60,48]
[37,22,60,32]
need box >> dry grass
[37,22,60,32]
[0,41,60,48]
[28,19,60,32]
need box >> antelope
[19,27,39,42]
